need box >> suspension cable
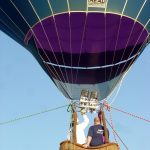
[0,105,68,126]
[106,118,129,150]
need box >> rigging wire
[108,67,130,106]
[74,7,88,84]
[107,75,124,106]
[106,34,149,108]
[0,8,25,36]
[105,118,129,150]
[8,0,70,96]
[104,101,150,123]
[108,0,127,81]
[47,0,72,95]
[113,0,148,79]
[29,0,71,95]
[109,79,123,106]
[109,108,118,143]
[67,0,73,95]
[0,105,68,126]
[104,103,150,149]
[110,106,150,123]
[108,1,149,100]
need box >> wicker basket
[60,141,119,150]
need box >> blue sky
[0,31,150,150]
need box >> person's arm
[83,136,92,148]
[102,127,109,138]
[67,129,71,140]
[80,114,89,129]
[83,126,93,148]
[102,126,109,143]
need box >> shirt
[88,125,104,146]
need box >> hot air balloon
[0,0,150,149]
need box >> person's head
[94,117,101,125]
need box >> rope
[109,72,125,106]
[104,102,150,149]
[0,105,68,126]
[103,102,150,124]
[111,106,150,123]
[106,118,129,150]
[109,108,118,143]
